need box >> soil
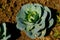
[0,0,60,40]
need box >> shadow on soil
[6,22,21,40]
[45,7,57,36]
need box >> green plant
[53,29,60,38]
[0,23,6,40]
[0,23,11,40]
[16,3,55,39]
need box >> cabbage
[0,23,11,40]
[16,3,54,39]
